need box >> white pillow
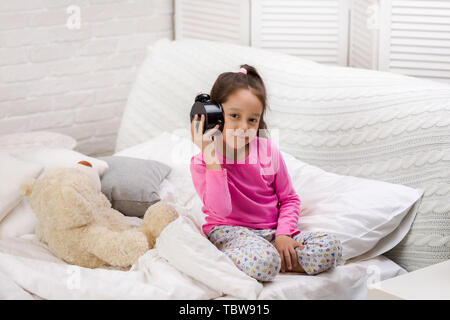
[0,198,38,239]
[281,151,424,262]
[0,152,103,238]
[115,132,424,262]
[115,131,192,168]
[15,148,109,177]
[0,152,43,222]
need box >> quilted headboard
[116,38,450,272]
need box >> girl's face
[220,88,263,150]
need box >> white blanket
[0,216,261,300]
[0,214,405,300]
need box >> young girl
[190,64,343,282]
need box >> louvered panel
[261,34,338,42]
[392,14,450,24]
[390,46,450,55]
[174,0,250,45]
[262,28,339,35]
[261,6,339,15]
[252,0,349,66]
[387,68,450,78]
[391,60,450,71]
[389,0,450,83]
[261,13,339,22]
[391,0,450,8]
[261,21,338,28]
[391,52,450,63]
[391,22,450,32]
[261,42,338,48]
[349,0,379,69]
[262,0,340,8]
[265,48,338,55]
[391,38,450,47]
[391,30,450,40]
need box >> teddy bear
[23,161,179,269]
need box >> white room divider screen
[386,0,450,83]
[175,0,450,84]
[250,0,350,66]
[174,0,250,45]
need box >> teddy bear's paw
[144,201,179,221]
[85,226,149,268]
[142,201,179,239]
[112,230,149,267]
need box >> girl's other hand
[274,235,304,273]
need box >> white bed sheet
[0,216,406,300]
[217,255,406,300]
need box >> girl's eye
[229,114,257,123]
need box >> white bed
[0,132,409,300]
[0,223,406,300]
[2,37,448,300]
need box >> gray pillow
[98,156,171,217]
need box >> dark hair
[209,64,269,138]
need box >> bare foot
[282,263,306,273]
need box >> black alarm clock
[190,93,224,134]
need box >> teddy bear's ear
[78,160,92,167]
[21,178,36,197]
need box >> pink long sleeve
[189,157,233,218]
[272,148,301,237]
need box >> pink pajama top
[190,135,301,238]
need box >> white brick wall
[0,0,173,156]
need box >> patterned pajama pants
[208,225,344,282]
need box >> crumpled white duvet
[0,215,262,300]
[0,213,405,300]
